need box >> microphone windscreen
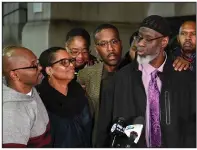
[133,116,144,125]
[124,116,144,144]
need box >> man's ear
[94,45,102,61]
[119,40,123,50]
[161,37,169,48]
[65,43,70,52]
[95,48,98,56]
[9,71,19,81]
[177,35,180,44]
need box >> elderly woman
[36,47,92,148]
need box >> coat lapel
[92,63,103,106]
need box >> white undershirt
[26,89,33,96]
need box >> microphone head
[124,116,144,144]
[111,117,126,136]
[133,116,144,125]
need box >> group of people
[3,15,196,148]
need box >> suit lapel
[134,70,147,115]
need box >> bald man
[173,21,196,72]
[3,46,51,147]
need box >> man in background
[171,21,196,72]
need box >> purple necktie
[148,70,161,147]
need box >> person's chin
[183,47,194,52]
[137,55,153,64]
[107,59,119,66]
[76,62,85,68]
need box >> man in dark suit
[96,15,196,148]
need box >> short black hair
[39,47,65,76]
[129,31,138,46]
[66,28,90,48]
[93,24,120,43]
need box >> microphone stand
[111,135,117,147]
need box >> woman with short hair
[36,47,92,148]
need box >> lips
[183,42,192,47]
[107,53,117,60]
[137,50,145,56]
[76,60,84,64]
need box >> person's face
[136,27,165,64]
[66,36,89,68]
[48,50,75,81]
[11,49,43,86]
[95,28,122,66]
[177,22,196,54]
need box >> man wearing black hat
[96,15,196,148]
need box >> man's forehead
[96,28,118,38]
[181,22,196,31]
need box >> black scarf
[36,78,87,118]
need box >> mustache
[136,47,143,51]
[107,52,117,58]
[183,40,193,46]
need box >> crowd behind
[3,15,196,148]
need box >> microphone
[124,116,144,144]
[110,117,126,147]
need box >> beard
[137,54,157,64]
[137,49,160,65]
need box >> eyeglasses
[180,31,196,37]
[69,48,89,56]
[50,58,76,67]
[96,39,120,48]
[11,60,40,71]
[134,35,165,44]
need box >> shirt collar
[26,89,33,96]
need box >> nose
[107,42,114,52]
[77,52,83,59]
[186,33,192,40]
[137,38,146,47]
[69,62,75,69]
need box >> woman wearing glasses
[36,47,92,148]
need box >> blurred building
[2,2,196,57]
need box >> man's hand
[173,56,190,71]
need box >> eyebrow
[139,33,154,38]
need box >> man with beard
[3,46,51,147]
[172,21,196,72]
[77,24,122,147]
[96,15,196,148]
